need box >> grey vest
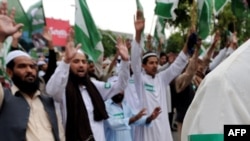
[0,88,60,141]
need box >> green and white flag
[213,0,229,15]
[154,17,166,43]
[197,0,212,40]
[0,37,13,80]
[75,0,104,72]
[136,0,143,11]
[7,0,31,40]
[26,0,45,34]
[154,0,179,19]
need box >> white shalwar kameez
[131,40,188,141]
[181,39,250,141]
[46,60,129,141]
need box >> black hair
[159,52,167,58]
[6,60,15,70]
[88,59,93,64]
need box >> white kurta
[46,60,129,141]
[131,40,188,141]
[182,39,250,141]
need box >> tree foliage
[166,32,184,53]
[99,30,116,57]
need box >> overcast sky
[20,0,158,35]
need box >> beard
[12,73,40,95]
[69,70,88,85]
[111,94,124,103]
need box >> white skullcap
[37,60,46,66]
[5,50,31,66]
[142,52,157,60]
[77,49,84,54]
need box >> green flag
[213,0,229,15]
[75,0,104,63]
[231,0,248,19]
[7,0,31,40]
[136,0,143,11]
[197,0,212,39]
[0,37,13,80]
[155,0,179,19]
[26,0,45,34]
[154,17,166,43]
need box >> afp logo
[224,125,250,141]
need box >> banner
[46,18,70,46]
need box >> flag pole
[191,0,197,30]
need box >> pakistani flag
[7,0,31,41]
[154,17,166,43]
[213,0,229,15]
[26,0,45,34]
[197,0,212,39]
[75,0,104,67]
[154,0,179,19]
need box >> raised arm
[0,0,23,108]
[131,10,145,102]
[42,27,57,83]
[201,31,220,73]
[46,35,81,102]
[0,1,23,42]
[95,37,130,100]
[159,32,190,86]
[175,44,200,93]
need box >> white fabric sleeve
[157,63,170,73]
[159,51,189,86]
[45,61,70,102]
[131,40,144,105]
[94,60,129,101]
[209,48,227,71]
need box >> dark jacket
[0,88,60,141]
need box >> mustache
[24,73,36,78]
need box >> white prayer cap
[5,50,31,66]
[77,49,84,54]
[37,60,46,66]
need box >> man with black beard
[104,92,161,141]
[0,1,63,140]
[0,50,63,141]
[46,37,130,141]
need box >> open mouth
[77,70,85,75]
[25,75,35,81]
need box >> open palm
[116,37,129,61]
[0,15,23,37]
[134,10,145,33]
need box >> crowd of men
[1,0,249,141]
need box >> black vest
[0,88,60,141]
